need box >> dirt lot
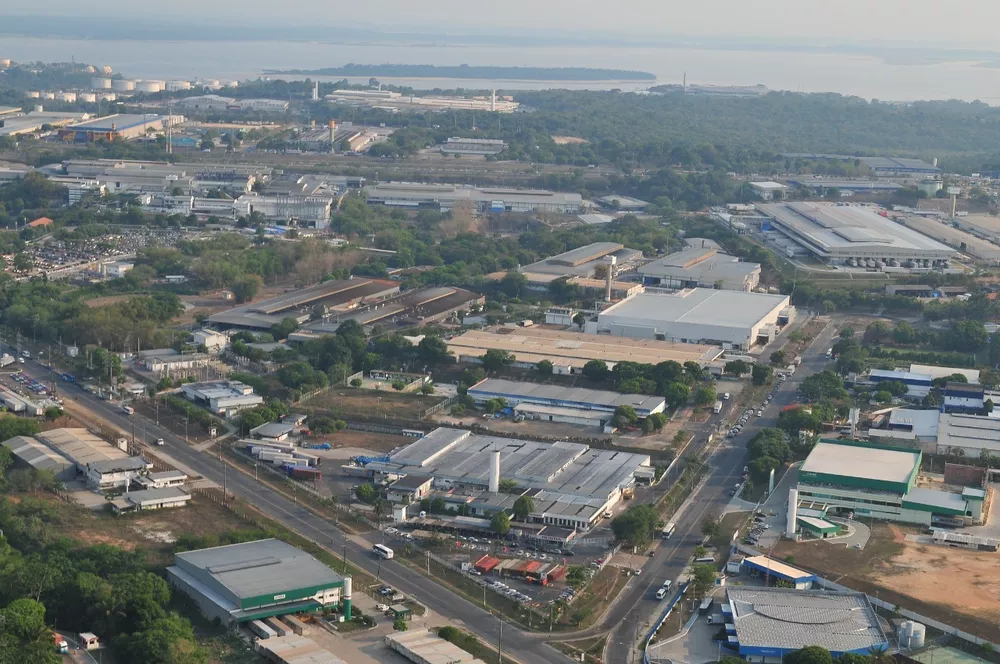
[772,523,1000,642]
[83,294,132,308]
[299,387,446,422]
[309,430,409,455]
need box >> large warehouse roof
[36,428,130,466]
[799,440,920,490]
[469,378,665,414]
[520,242,643,277]
[369,428,649,501]
[2,436,75,475]
[637,246,760,283]
[447,327,723,369]
[173,539,342,602]
[727,587,887,655]
[936,413,1000,455]
[598,289,788,331]
[758,202,955,259]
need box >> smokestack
[489,450,500,493]
[933,157,938,168]
[786,488,798,538]
[491,89,496,113]
[342,577,352,620]
[312,81,319,101]
[329,121,336,151]
[604,255,617,302]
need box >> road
[19,362,577,664]
[600,316,840,664]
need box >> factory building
[758,202,955,267]
[468,378,666,427]
[860,157,940,177]
[364,182,583,214]
[181,380,265,417]
[586,288,791,351]
[723,588,888,661]
[637,245,761,291]
[1,435,76,481]
[794,439,984,527]
[174,95,236,111]
[58,114,182,142]
[867,368,933,398]
[749,181,788,201]
[519,242,645,279]
[167,539,351,627]
[447,327,723,375]
[786,179,904,195]
[595,195,650,212]
[325,89,519,113]
[873,409,1000,460]
[367,428,652,530]
[0,110,92,137]
[440,137,506,155]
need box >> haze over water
[5,36,1000,102]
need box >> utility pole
[497,610,503,663]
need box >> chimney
[342,577,352,619]
[604,255,617,302]
[786,488,798,537]
[312,81,319,101]
[489,450,500,493]
[491,89,496,113]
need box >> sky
[10,0,1000,48]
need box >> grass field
[299,386,446,423]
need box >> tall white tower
[786,488,799,537]
[489,450,501,493]
[604,255,617,302]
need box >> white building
[104,261,133,278]
[136,470,188,489]
[85,457,153,490]
[112,487,192,513]
[192,329,228,353]
[585,288,791,351]
[138,349,212,373]
[637,245,761,291]
[750,181,788,200]
[182,380,264,417]
[237,193,334,228]
[175,95,236,111]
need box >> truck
[52,633,68,654]
[793,356,802,367]
[713,401,723,414]
[122,405,135,415]
[288,466,323,481]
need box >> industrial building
[367,427,651,530]
[207,278,400,330]
[749,181,788,200]
[860,157,940,176]
[167,539,351,627]
[595,195,650,212]
[385,630,487,664]
[364,182,583,214]
[174,95,237,111]
[111,487,192,513]
[468,378,666,426]
[758,202,956,267]
[325,89,519,113]
[0,110,92,136]
[138,348,212,373]
[182,380,265,417]
[58,114,182,142]
[52,158,270,197]
[585,288,791,351]
[447,327,723,375]
[739,556,816,589]
[873,409,1000,459]
[793,439,985,526]
[1,435,76,481]
[30,428,150,489]
[490,271,643,299]
[440,137,506,155]
[786,179,904,195]
[0,389,44,416]
[637,245,761,291]
[519,242,645,279]
[868,368,934,398]
[724,587,888,660]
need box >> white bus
[373,544,394,560]
[661,522,676,539]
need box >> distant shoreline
[265,64,656,82]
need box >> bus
[661,522,676,539]
[373,544,394,560]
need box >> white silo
[24,90,40,99]
[98,92,116,102]
[101,65,113,75]
[786,488,799,537]
[166,80,191,91]
[112,78,135,91]
[135,80,164,93]
[226,80,240,87]
[489,449,501,493]
[909,622,926,649]
[83,64,96,73]
[56,91,77,102]
[91,77,112,89]
[78,92,97,103]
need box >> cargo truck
[713,401,723,414]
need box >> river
[5,36,1000,102]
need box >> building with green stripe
[167,539,351,627]
[795,439,983,527]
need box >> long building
[637,245,761,291]
[758,202,955,267]
[585,288,791,351]
[364,182,583,214]
[447,327,724,375]
[794,439,985,527]
[58,114,182,142]
[167,539,351,627]
[519,242,645,279]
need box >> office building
[586,288,791,351]
[637,245,761,291]
[167,539,351,627]
[749,181,788,200]
[758,202,955,267]
[182,380,264,417]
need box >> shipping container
[288,467,322,480]
[248,620,276,640]
[264,617,287,637]
[474,555,500,573]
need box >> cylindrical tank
[56,91,77,102]
[78,92,97,103]
[135,80,164,93]
[40,91,55,100]
[24,90,40,99]
[83,64,96,73]
[101,65,113,75]
[226,80,240,88]
[0,58,11,68]
[91,77,112,89]
[112,78,135,91]
[98,92,117,102]
[909,622,925,649]
[166,80,191,91]
[786,488,799,537]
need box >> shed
[389,604,412,620]
[78,633,100,650]
[742,555,816,589]
[797,516,839,538]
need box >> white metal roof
[598,289,788,330]
[799,441,919,485]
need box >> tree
[611,505,660,549]
[350,377,363,387]
[417,336,451,365]
[694,385,716,406]
[536,359,554,375]
[785,646,835,664]
[701,515,721,540]
[582,359,609,381]
[480,349,514,372]
[647,412,668,431]
[751,364,773,386]
[613,405,638,428]
[893,321,916,345]
[747,428,791,463]
[572,312,586,330]
[490,511,511,536]
[271,317,299,340]
[419,383,435,395]
[690,563,717,598]
[839,326,855,339]
[498,271,527,298]
[863,321,891,345]
[12,253,32,272]
[392,380,406,391]
[799,370,848,401]
[393,618,409,631]
[513,495,535,521]
[777,407,822,436]
[724,359,750,376]
[874,390,894,404]
[663,382,690,408]
[770,350,787,366]
[355,484,376,503]
[231,275,263,303]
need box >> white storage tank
[98,92,117,101]
[0,58,11,68]
[24,90,40,98]
[56,91,77,102]
[32,105,43,113]
[91,77,112,89]
[78,92,97,103]
[909,622,926,649]
[40,91,55,100]
[166,80,191,91]
[101,65,113,75]
[136,80,164,93]
[112,78,135,91]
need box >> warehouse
[385,630,486,664]
[860,157,940,176]
[364,182,583,214]
[519,242,644,278]
[758,202,955,267]
[207,278,400,330]
[468,378,666,419]
[58,114,180,142]
[300,286,483,335]
[794,439,983,526]
[740,555,816,589]
[637,245,761,291]
[182,380,265,417]
[725,587,888,660]
[440,137,506,155]
[595,195,650,211]
[868,368,933,397]
[447,327,723,375]
[167,539,351,627]
[585,288,790,351]
[1,435,76,481]
[111,487,192,513]
[786,179,904,194]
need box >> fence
[642,581,690,664]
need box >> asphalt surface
[19,362,577,664]
[601,317,840,664]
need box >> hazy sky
[10,0,1000,47]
